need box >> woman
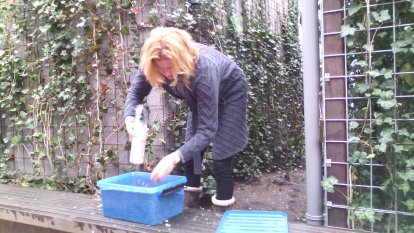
[124,27,248,210]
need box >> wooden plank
[289,222,359,233]
[323,12,343,33]
[324,56,345,77]
[0,203,219,233]
[323,2,349,225]
[325,100,346,119]
[324,34,344,55]
[326,142,347,162]
[0,184,358,233]
[0,184,220,233]
[323,0,343,11]
[0,219,63,233]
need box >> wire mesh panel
[321,0,414,232]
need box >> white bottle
[130,105,148,165]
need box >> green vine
[0,0,131,192]
[0,0,303,197]
[188,0,303,180]
[322,0,414,231]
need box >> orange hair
[140,27,200,88]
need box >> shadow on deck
[0,184,357,233]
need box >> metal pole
[300,0,324,226]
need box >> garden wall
[0,0,294,189]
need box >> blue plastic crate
[216,210,288,233]
[97,172,187,225]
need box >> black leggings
[183,152,234,200]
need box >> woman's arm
[124,70,152,141]
[150,74,219,181]
[124,69,152,118]
[178,74,219,163]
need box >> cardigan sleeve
[124,69,152,118]
[178,75,219,163]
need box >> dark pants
[184,151,234,200]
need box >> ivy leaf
[350,151,368,164]
[354,209,376,223]
[341,24,356,37]
[403,199,414,211]
[355,60,368,68]
[393,144,405,153]
[0,82,9,89]
[406,158,414,168]
[379,129,394,144]
[401,113,414,119]
[398,169,414,181]
[348,3,363,16]
[372,10,391,23]
[384,117,393,125]
[321,176,338,193]
[364,128,375,134]
[380,80,395,90]
[381,68,393,79]
[401,63,413,73]
[396,40,409,47]
[375,143,387,152]
[356,22,365,30]
[400,63,414,86]
[39,24,51,33]
[347,38,355,47]
[377,31,388,38]
[374,112,383,119]
[349,121,359,129]
[391,42,403,53]
[32,1,44,8]
[368,69,381,77]
[11,135,24,146]
[380,90,394,99]
[403,75,414,86]
[398,181,410,195]
[376,118,384,125]
[349,136,360,143]
[398,128,411,137]
[377,99,397,110]
[363,44,374,53]
[355,83,370,94]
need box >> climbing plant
[322,0,414,231]
[0,0,137,192]
[0,0,303,194]
[187,0,304,179]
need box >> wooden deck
[0,184,357,233]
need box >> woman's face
[154,59,174,80]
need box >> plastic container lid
[215,210,288,233]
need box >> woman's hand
[125,116,148,142]
[125,116,135,142]
[151,151,181,181]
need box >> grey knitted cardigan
[124,44,248,174]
